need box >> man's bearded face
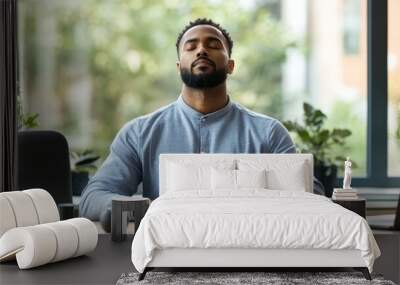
[177,25,234,89]
[179,58,228,89]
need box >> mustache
[192,57,216,68]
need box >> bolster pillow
[0,218,98,269]
[0,189,98,269]
[0,189,60,237]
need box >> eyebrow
[183,36,224,46]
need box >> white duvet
[131,190,380,273]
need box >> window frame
[348,0,400,187]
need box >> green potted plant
[283,102,356,197]
[70,149,100,196]
[17,95,40,130]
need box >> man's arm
[267,120,325,195]
[79,121,142,220]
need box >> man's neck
[180,84,229,115]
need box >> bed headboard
[159,153,314,195]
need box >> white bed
[131,154,380,280]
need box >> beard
[180,65,228,89]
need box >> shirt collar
[176,94,233,120]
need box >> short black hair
[176,18,233,58]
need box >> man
[79,18,324,222]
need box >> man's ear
[227,59,235,75]
[176,61,180,73]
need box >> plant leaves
[283,120,302,132]
[75,165,97,173]
[297,128,311,142]
[316,129,330,144]
[311,110,327,129]
[281,102,353,169]
[303,102,314,118]
[23,113,40,129]
[303,103,327,130]
[75,155,100,166]
[331,128,352,138]
[82,149,94,155]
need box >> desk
[373,230,400,284]
[0,235,134,285]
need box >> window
[17,0,397,186]
[343,0,361,55]
[279,0,367,176]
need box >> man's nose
[196,46,208,57]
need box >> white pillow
[0,196,16,237]
[1,191,39,227]
[211,168,267,190]
[0,218,97,269]
[266,166,307,191]
[237,169,267,188]
[211,168,236,190]
[167,160,235,191]
[238,159,308,192]
[167,163,210,191]
[0,190,60,237]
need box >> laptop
[367,194,400,230]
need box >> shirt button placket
[200,117,207,154]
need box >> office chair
[368,193,400,231]
[17,130,74,219]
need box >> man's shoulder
[233,102,280,127]
[121,100,177,131]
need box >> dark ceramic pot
[71,171,89,196]
[313,164,338,198]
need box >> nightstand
[332,198,366,218]
[111,196,150,242]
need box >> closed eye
[208,40,222,49]
[185,44,196,51]
[184,41,197,51]
[183,38,224,51]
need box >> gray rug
[116,272,396,285]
